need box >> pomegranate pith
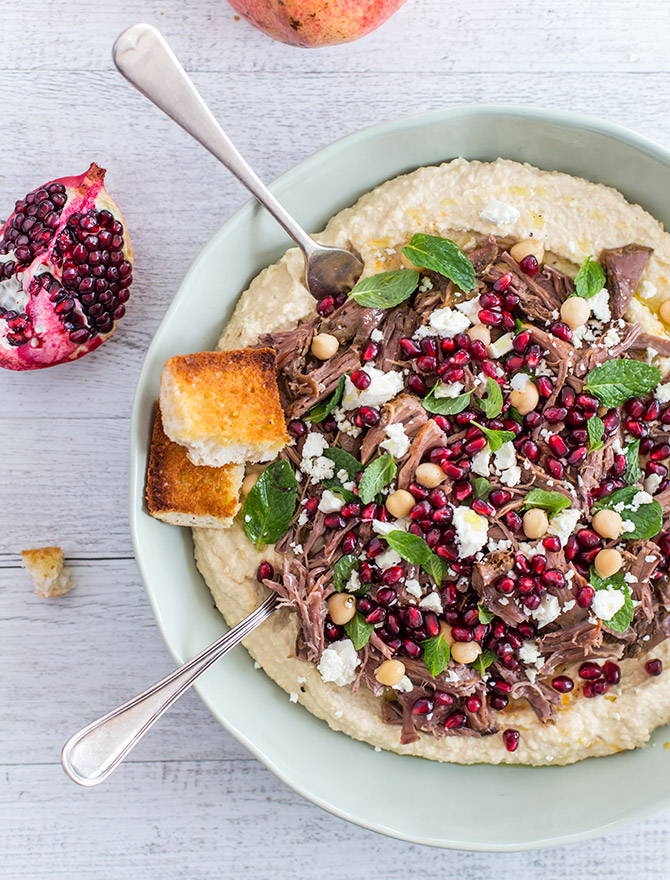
[0,163,133,370]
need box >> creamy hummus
[193,158,670,765]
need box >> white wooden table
[3,1,670,875]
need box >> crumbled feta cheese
[393,674,414,693]
[419,592,443,613]
[418,276,434,292]
[471,445,491,477]
[645,473,663,495]
[602,328,620,348]
[500,465,521,487]
[318,489,345,513]
[428,306,471,338]
[638,280,657,299]
[302,431,328,460]
[621,519,635,534]
[333,406,361,438]
[434,381,465,399]
[289,692,299,703]
[655,382,670,404]
[405,577,422,598]
[488,537,512,552]
[342,364,404,410]
[297,511,309,526]
[376,547,402,571]
[381,422,410,458]
[518,640,541,666]
[299,431,335,482]
[317,639,360,686]
[479,199,520,227]
[345,571,362,593]
[589,288,611,323]
[592,588,625,621]
[546,508,581,546]
[254,661,261,669]
[370,328,383,343]
[452,506,489,558]
[624,571,638,584]
[494,441,517,471]
[289,541,304,555]
[631,491,653,511]
[531,594,562,628]
[455,296,481,322]
[372,517,409,536]
[334,710,343,719]
[488,332,514,358]
[510,373,532,392]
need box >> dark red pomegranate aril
[358,406,380,426]
[546,458,565,479]
[412,698,433,716]
[503,729,520,752]
[646,461,667,478]
[480,291,502,309]
[489,488,512,507]
[626,419,647,439]
[420,337,438,357]
[489,694,509,710]
[542,569,565,588]
[365,606,386,624]
[523,593,541,610]
[551,675,574,693]
[645,659,663,676]
[416,355,438,374]
[602,661,621,684]
[516,576,534,595]
[492,273,513,293]
[535,376,554,398]
[406,606,424,629]
[519,254,539,275]
[341,531,357,554]
[400,338,421,358]
[465,695,482,713]
[361,341,379,362]
[567,446,588,466]
[403,639,421,659]
[504,511,522,531]
[288,418,307,437]
[341,501,361,520]
[471,498,495,517]
[317,296,335,316]
[577,528,600,548]
[349,369,371,390]
[427,488,449,509]
[512,329,531,353]
[444,712,466,730]
[626,398,645,418]
[256,561,274,582]
[544,406,568,422]
[650,443,670,461]
[324,513,346,530]
[478,308,503,326]
[452,481,473,502]
[324,621,343,641]
[451,625,474,642]
[579,662,602,681]
[470,340,488,361]
[549,321,572,342]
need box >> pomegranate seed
[518,622,535,639]
[489,694,509,710]
[324,621,343,640]
[361,502,378,522]
[410,501,432,521]
[361,341,379,361]
[480,291,503,309]
[577,528,601,548]
[520,439,539,461]
[417,355,438,373]
[435,692,454,707]
[479,308,503,326]
[472,498,495,516]
[433,507,453,525]
[451,626,474,642]
[441,338,456,354]
[452,482,473,503]
[505,354,525,374]
[501,311,516,332]
[550,321,572,342]
[349,369,371,391]
[454,333,470,351]
[489,488,512,507]
[465,695,482,713]
[445,712,466,729]
[324,513,346,530]
[514,553,530,573]
[288,418,307,437]
[365,606,386,624]
[490,679,513,694]
[626,418,647,438]
[567,446,587,466]
[366,537,385,558]
[512,329,531,353]
[551,675,574,693]
[421,338,438,357]
[519,254,539,275]
[524,411,542,430]
[317,296,335,316]
[576,393,599,413]
[406,606,424,629]
[504,511,522,531]
[358,562,374,583]
[465,436,488,455]
[531,555,547,575]
[626,398,645,418]
[433,415,452,433]
[407,374,427,395]
[583,682,597,698]
[256,561,274,582]
[341,501,362,520]
[517,576,534,595]
[602,661,621,684]
[481,360,498,378]
[535,376,554,398]
[503,729,520,752]
[579,662,602,680]
[523,593,541,610]
[403,639,421,658]
[546,433,568,457]
[504,292,520,310]
[542,535,561,552]
[565,408,586,427]
[412,698,433,715]
[646,461,667,478]
[544,406,568,422]
[651,443,670,461]
[358,406,380,426]
[593,679,609,695]
[645,659,663,676]
[425,613,440,638]
[470,339,488,361]
[400,338,421,358]
[546,458,565,479]
[462,607,480,627]
[493,273,513,292]
[525,344,542,369]
[450,349,471,367]
[341,531,357,553]
[427,488,449,509]
[602,411,621,434]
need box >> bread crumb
[21,547,74,598]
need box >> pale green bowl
[130,105,670,850]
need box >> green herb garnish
[520,488,572,516]
[472,649,497,676]
[349,269,420,309]
[385,531,449,586]
[589,568,634,633]
[305,375,345,423]
[344,612,373,650]
[422,635,451,677]
[471,476,492,500]
[357,454,397,505]
[594,486,662,541]
[584,359,661,408]
[242,460,298,548]
[624,439,642,485]
[574,256,606,300]
[472,422,515,453]
[587,415,605,452]
[333,555,362,593]
[422,382,472,416]
[476,377,504,420]
[321,447,361,500]
[477,604,495,624]
[402,234,476,292]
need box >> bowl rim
[129,103,670,850]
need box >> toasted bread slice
[21,546,74,598]
[159,349,289,467]
[146,406,244,528]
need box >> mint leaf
[514,317,526,334]
[589,568,634,633]
[585,359,661,408]
[521,488,571,516]
[574,256,606,300]
[594,486,662,540]
[402,234,476,293]
[421,635,451,677]
[333,555,361,592]
[385,530,449,586]
[321,447,361,500]
[306,375,345,423]
[477,604,495,624]
[242,460,298,548]
[587,415,605,452]
[477,377,504,419]
[358,454,396,505]
[349,269,419,309]
[422,382,472,416]
[472,476,492,500]
[472,421,515,453]
[344,611,373,650]
[472,649,497,676]
[624,439,642,485]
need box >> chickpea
[594,548,623,579]
[468,323,491,345]
[451,641,483,664]
[311,332,340,360]
[386,489,415,519]
[399,248,421,271]
[560,296,591,330]
[375,659,406,687]
[326,593,357,626]
[241,471,260,496]
[509,380,540,416]
[414,462,446,488]
[592,509,623,540]
[439,621,455,647]
[523,508,549,539]
[510,238,545,265]
[660,300,670,325]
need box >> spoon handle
[112,23,317,257]
[61,593,279,786]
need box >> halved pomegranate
[0,163,133,370]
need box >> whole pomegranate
[0,163,133,370]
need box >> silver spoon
[61,593,278,785]
[112,22,363,300]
